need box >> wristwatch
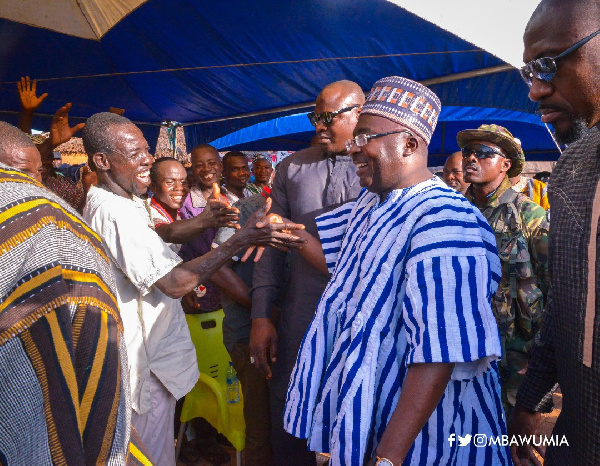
[375,456,393,466]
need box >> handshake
[205,183,305,261]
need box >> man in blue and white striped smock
[284,76,511,465]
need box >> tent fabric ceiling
[0,0,547,156]
[0,0,148,40]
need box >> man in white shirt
[82,112,306,465]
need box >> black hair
[82,112,133,157]
[222,150,247,170]
[150,157,183,185]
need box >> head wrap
[361,76,441,145]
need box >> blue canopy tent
[0,0,553,158]
[210,106,559,165]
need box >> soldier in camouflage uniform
[458,124,550,419]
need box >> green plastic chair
[176,310,245,465]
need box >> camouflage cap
[456,124,525,177]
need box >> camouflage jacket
[466,176,550,353]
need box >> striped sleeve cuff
[316,201,355,274]
[403,254,502,373]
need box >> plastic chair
[176,310,246,465]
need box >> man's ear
[501,158,512,174]
[92,153,110,172]
[404,135,419,156]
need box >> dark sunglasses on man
[307,105,359,127]
[461,143,507,160]
[520,28,600,87]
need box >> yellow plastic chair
[176,310,245,465]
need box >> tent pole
[420,64,514,86]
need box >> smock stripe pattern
[284,178,510,465]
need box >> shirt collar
[466,176,512,209]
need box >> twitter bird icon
[458,434,472,447]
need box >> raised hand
[50,103,85,148]
[18,76,48,112]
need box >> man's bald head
[0,121,43,182]
[313,80,364,155]
[316,80,365,108]
[529,0,600,32]
[524,0,600,143]
[0,121,36,161]
[442,151,469,195]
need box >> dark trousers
[270,391,316,466]
[229,342,275,466]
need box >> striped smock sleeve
[401,203,503,379]
[315,201,356,274]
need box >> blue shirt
[284,178,510,465]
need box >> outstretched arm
[155,198,306,298]
[155,199,240,244]
[211,264,252,309]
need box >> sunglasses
[461,143,507,160]
[520,28,600,87]
[308,105,359,127]
[345,130,412,152]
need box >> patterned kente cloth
[0,164,131,464]
[516,125,600,464]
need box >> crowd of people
[2,0,600,465]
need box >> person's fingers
[529,451,543,466]
[512,445,542,466]
[510,446,520,466]
[240,246,256,262]
[254,197,272,220]
[215,210,239,220]
[256,212,283,228]
[251,344,272,379]
[207,199,228,209]
[31,79,36,93]
[72,122,85,134]
[276,222,305,231]
[39,92,48,104]
[270,232,306,245]
[54,104,69,118]
[253,246,266,262]
[209,182,221,200]
[533,443,546,460]
[269,335,278,363]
